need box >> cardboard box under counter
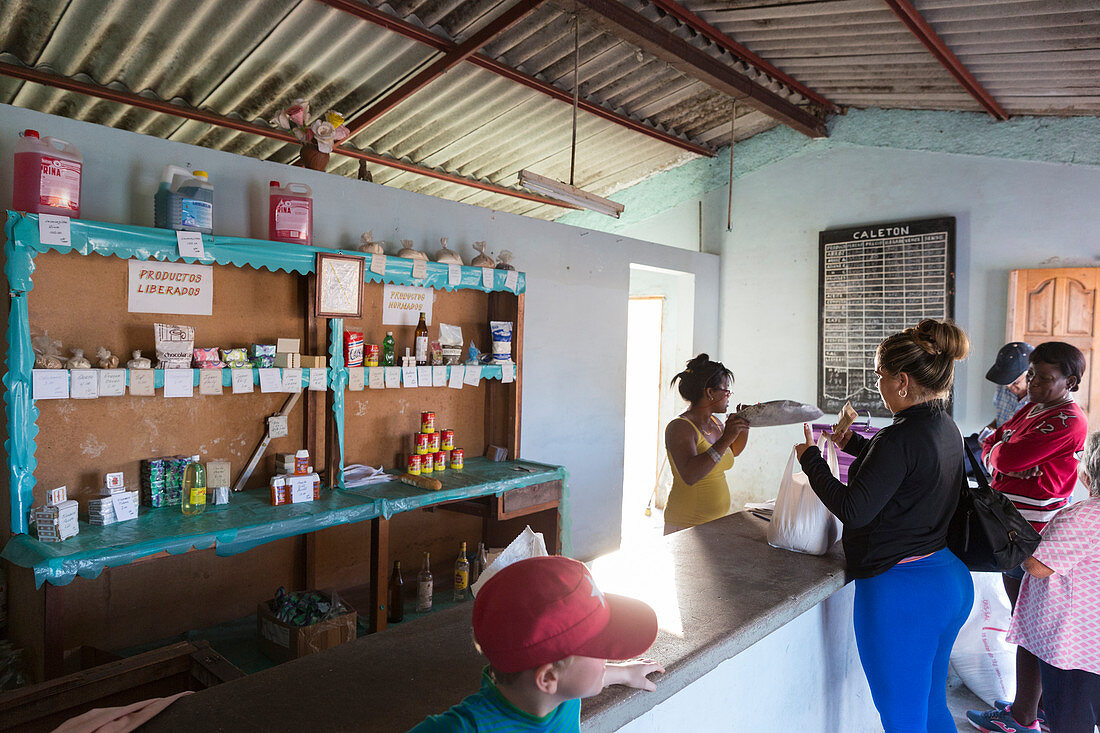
[257,592,356,663]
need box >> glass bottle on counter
[472,541,488,586]
[387,560,404,623]
[181,455,207,515]
[416,552,433,612]
[415,312,429,366]
[454,541,470,602]
[382,331,396,367]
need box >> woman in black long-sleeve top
[795,319,974,733]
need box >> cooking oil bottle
[181,455,207,515]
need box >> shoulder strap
[963,441,991,491]
[674,416,707,441]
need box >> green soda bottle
[382,331,396,367]
[181,455,207,515]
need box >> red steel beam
[345,0,544,135]
[314,0,714,157]
[882,0,1008,121]
[0,61,579,210]
[572,0,828,138]
[648,0,840,114]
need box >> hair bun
[686,354,710,372]
[914,319,969,361]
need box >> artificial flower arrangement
[270,99,351,154]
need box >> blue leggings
[854,549,974,733]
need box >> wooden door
[1007,268,1100,428]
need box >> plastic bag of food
[490,321,513,364]
[439,323,463,365]
[155,323,195,369]
[31,329,64,369]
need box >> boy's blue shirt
[409,667,581,732]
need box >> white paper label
[127,259,213,316]
[290,482,314,503]
[111,493,138,521]
[482,268,494,289]
[502,362,515,384]
[282,368,303,392]
[402,366,418,388]
[432,366,447,387]
[64,373,97,403]
[412,258,427,279]
[448,365,464,390]
[32,369,69,400]
[98,369,127,397]
[463,365,482,386]
[381,284,434,327]
[163,369,194,398]
[448,264,462,286]
[370,253,386,276]
[39,157,81,210]
[505,270,519,292]
[38,214,72,246]
[368,367,384,389]
[199,368,223,395]
[417,366,432,387]
[268,414,288,439]
[175,230,206,259]
[384,367,401,388]
[129,369,155,396]
[258,368,281,393]
[308,367,327,392]
[273,198,311,240]
[231,369,254,394]
[348,367,365,391]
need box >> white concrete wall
[0,104,720,558]
[611,584,880,733]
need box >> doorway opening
[622,265,695,547]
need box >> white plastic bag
[950,572,1016,706]
[469,525,547,598]
[767,437,843,555]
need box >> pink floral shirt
[1007,497,1100,675]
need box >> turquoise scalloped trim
[328,319,347,490]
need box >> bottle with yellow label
[453,541,470,601]
[181,455,207,515]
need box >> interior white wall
[635,144,1100,506]
[0,104,720,559]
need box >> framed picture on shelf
[316,252,365,319]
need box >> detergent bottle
[154,165,214,234]
[13,129,83,217]
[268,181,313,245]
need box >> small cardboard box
[257,593,356,663]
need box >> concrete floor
[947,668,986,732]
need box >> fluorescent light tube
[518,169,625,218]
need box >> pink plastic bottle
[13,129,83,217]
[268,181,313,245]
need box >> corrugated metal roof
[0,0,1095,220]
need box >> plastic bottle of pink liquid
[268,181,313,245]
[13,129,83,217]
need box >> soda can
[407,454,422,475]
[427,431,441,453]
[421,411,435,434]
[451,448,464,470]
[422,453,434,473]
[441,429,454,451]
[434,451,447,471]
[365,344,379,367]
[344,330,364,367]
[415,433,430,455]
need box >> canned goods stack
[407,412,464,476]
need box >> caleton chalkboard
[818,217,955,418]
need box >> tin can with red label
[421,411,435,434]
[414,433,430,455]
[441,429,454,451]
[365,344,379,367]
[407,454,422,475]
[451,448,464,470]
[422,453,434,473]
[434,450,447,471]
[344,330,364,367]
[427,432,441,453]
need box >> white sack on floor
[950,572,1016,706]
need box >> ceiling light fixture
[518,13,625,218]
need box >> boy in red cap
[410,555,663,732]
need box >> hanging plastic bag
[767,436,843,555]
[950,572,1016,706]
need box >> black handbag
[947,442,1042,572]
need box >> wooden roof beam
[882,0,1009,120]
[571,0,828,138]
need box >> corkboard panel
[340,285,491,469]
[24,251,312,505]
[60,539,299,653]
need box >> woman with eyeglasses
[967,341,1088,733]
[663,354,750,534]
[795,319,973,733]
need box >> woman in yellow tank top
[663,354,750,533]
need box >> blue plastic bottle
[154,165,214,234]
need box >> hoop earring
[899,390,908,398]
